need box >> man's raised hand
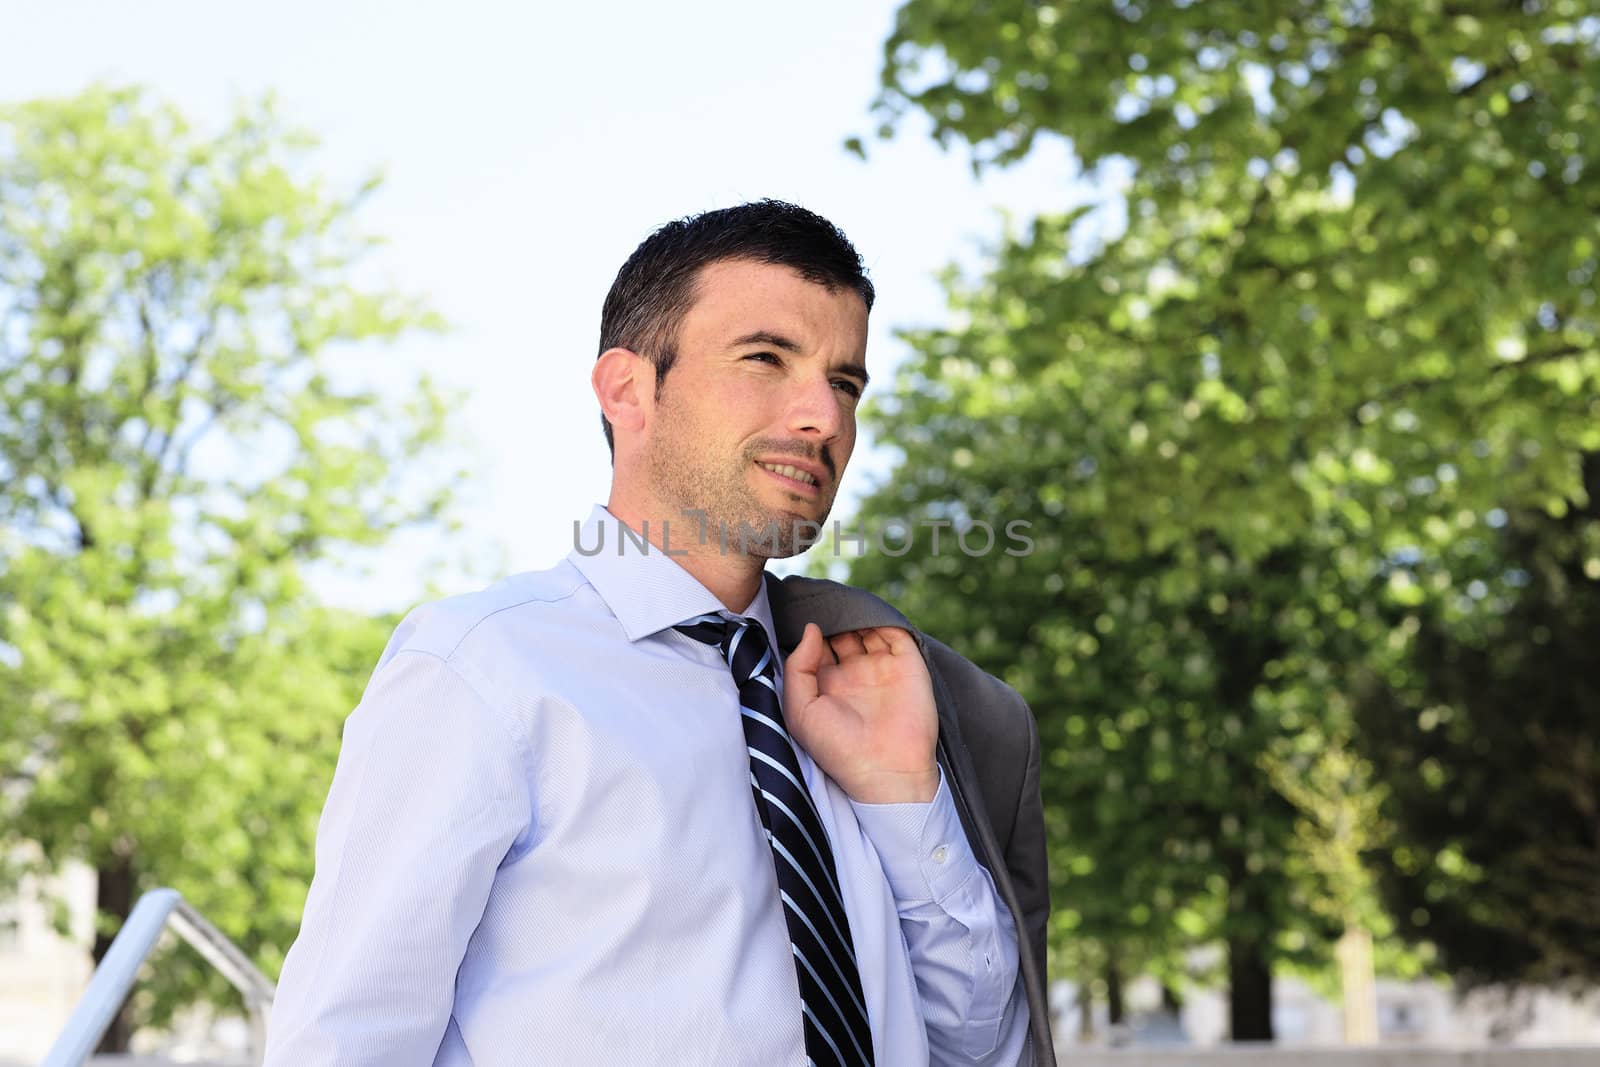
[782,623,940,804]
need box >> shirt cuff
[848,768,979,906]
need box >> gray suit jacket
[766,573,1056,1066]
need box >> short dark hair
[597,200,874,454]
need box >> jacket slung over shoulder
[765,573,1056,1067]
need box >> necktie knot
[674,611,737,653]
[676,613,776,687]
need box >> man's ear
[592,347,654,440]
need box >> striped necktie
[676,612,875,1067]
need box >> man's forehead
[686,259,868,340]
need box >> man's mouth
[757,461,820,490]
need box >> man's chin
[738,506,831,559]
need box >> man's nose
[786,375,845,441]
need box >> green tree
[1354,450,1600,988]
[0,86,455,1049]
[832,331,1376,1038]
[851,0,1598,1038]
[865,0,1599,556]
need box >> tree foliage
[1355,451,1600,989]
[0,85,455,1040]
[833,314,1388,1036]
[846,0,1600,1035]
[867,0,1599,559]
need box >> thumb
[783,622,824,711]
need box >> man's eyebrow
[729,330,870,388]
[834,361,870,388]
[729,330,802,352]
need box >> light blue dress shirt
[265,505,1028,1065]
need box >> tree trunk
[1227,932,1275,1042]
[1161,982,1183,1014]
[92,853,136,1054]
[1105,955,1125,1025]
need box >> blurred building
[1052,973,1600,1049]
[0,856,251,1066]
[0,853,95,1066]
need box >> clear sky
[2,0,1085,610]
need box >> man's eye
[832,380,862,398]
[745,351,781,365]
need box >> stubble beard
[646,416,834,560]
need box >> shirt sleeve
[264,649,532,1067]
[850,770,1030,1065]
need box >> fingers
[828,630,869,662]
[784,623,824,708]
[860,629,893,656]
[821,627,918,661]
[868,626,919,656]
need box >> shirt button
[931,845,950,864]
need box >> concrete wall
[13,1049,1596,1067]
[1056,1050,1600,1066]
[16,1041,1597,1067]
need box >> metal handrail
[41,887,275,1067]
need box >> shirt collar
[567,504,778,647]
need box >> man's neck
[603,499,765,613]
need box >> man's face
[643,258,869,558]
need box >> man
[265,201,1054,1065]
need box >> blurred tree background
[2,0,1598,1052]
[0,86,458,1050]
[1355,451,1600,990]
[842,0,1599,1041]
